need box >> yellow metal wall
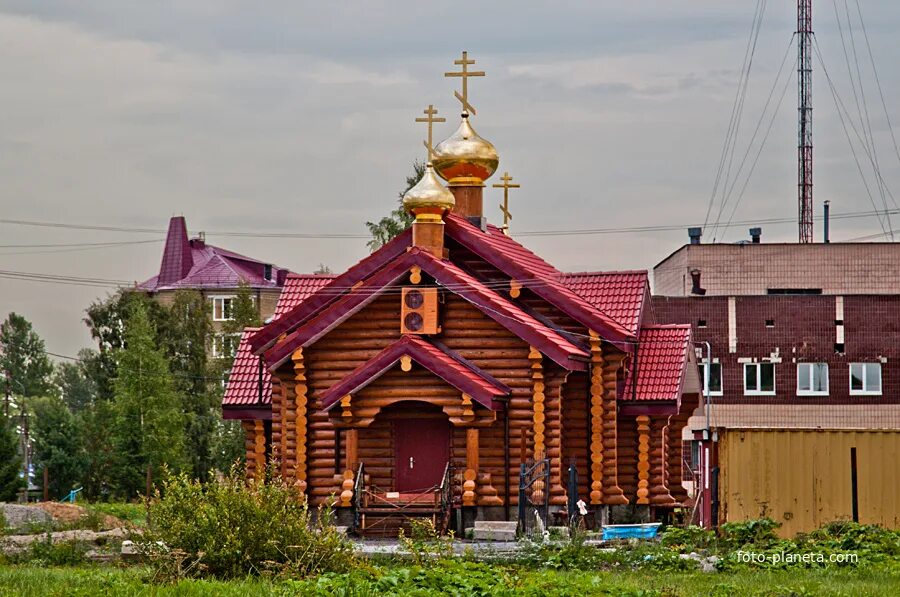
[719,429,900,537]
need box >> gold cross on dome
[493,172,520,235]
[445,50,485,115]
[415,104,446,160]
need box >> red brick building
[653,238,900,535]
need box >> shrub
[660,525,718,551]
[398,518,454,566]
[720,518,781,549]
[146,471,356,579]
[16,533,90,566]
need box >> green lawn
[0,564,897,596]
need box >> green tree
[31,396,88,499]
[0,415,23,501]
[111,301,185,498]
[79,400,116,500]
[84,290,168,402]
[162,290,218,482]
[223,282,261,335]
[0,312,54,401]
[54,350,97,413]
[365,160,423,251]
[314,263,333,275]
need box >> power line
[717,37,797,242]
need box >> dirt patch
[31,502,124,530]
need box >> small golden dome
[432,113,499,184]
[402,162,455,216]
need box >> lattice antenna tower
[798,0,814,242]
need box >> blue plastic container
[601,523,662,540]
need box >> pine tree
[162,290,218,482]
[112,301,185,498]
[0,415,23,501]
[365,160,423,251]
[0,312,54,401]
[31,396,88,499]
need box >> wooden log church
[223,52,700,534]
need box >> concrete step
[471,520,518,542]
[473,520,518,531]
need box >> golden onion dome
[402,162,455,215]
[432,113,499,184]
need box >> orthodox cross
[415,104,446,160]
[492,172,520,235]
[445,51,485,115]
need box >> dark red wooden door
[393,418,450,492]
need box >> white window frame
[796,362,829,396]
[849,363,882,396]
[211,333,240,358]
[211,295,236,321]
[743,362,776,396]
[699,362,723,396]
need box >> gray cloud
[1,1,899,356]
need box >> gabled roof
[560,271,649,335]
[622,325,692,401]
[248,228,413,352]
[139,217,290,292]
[273,274,337,321]
[264,247,588,371]
[320,335,509,412]
[444,215,635,342]
[222,328,270,407]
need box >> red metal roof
[248,228,413,352]
[222,328,270,407]
[623,325,692,401]
[560,271,648,335]
[320,335,509,411]
[139,217,291,292]
[444,215,634,342]
[264,248,589,371]
[273,274,337,321]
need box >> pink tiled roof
[320,335,509,411]
[560,271,648,335]
[249,228,413,352]
[222,328,270,407]
[273,274,337,321]
[444,215,634,342]
[264,248,589,371]
[139,217,291,292]
[623,325,692,401]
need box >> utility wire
[705,0,768,238]
[717,38,797,241]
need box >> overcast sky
[2,1,900,357]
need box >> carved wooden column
[463,428,479,506]
[636,415,651,504]
[598,336,628,505]
[529,347,546,458]
[589,334,604,505]
[649,416,676,505]
[271,377,284,475]
[253,420,266,480]
[292,348,309,494]
[340,429,358,507]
